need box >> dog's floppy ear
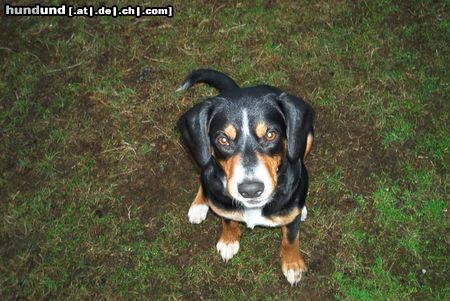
[278,92,314,162]
[177,100,214,167]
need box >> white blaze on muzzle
[227,157,275,208]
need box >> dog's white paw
[216,240,239,262]
[282,262,307,286]
[283,268,303,286]
[300,206,307,221]
[188,204,209,224]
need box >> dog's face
[209,101,286,208]
[178,92,313,208]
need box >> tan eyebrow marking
[255,122,268,138]
[224,124,237,140]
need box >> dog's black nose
[238,181,264,198]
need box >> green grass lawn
[1,1,448,300]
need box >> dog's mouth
[231,191,274,208]
[243,199,268,208]
[247,199,261,204]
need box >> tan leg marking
[219,220,242,243]
[280,226,307,286]
[192,186,206,205]
[188,186,209,224]
[304,133,313,159]
[216,220,242,262]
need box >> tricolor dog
[177,69,314,285]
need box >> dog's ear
[178,100,214,167]
[277,93,314,162]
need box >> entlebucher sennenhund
[177,69,314,286]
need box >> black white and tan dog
[177,69,314,285]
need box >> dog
[177,69,314,286]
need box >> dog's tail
[176,69,239,93]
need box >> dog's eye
[265,130,277,141]
[217,135,230,146]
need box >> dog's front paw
[216,240,239,262]
[282,260,307,286]
[188,203,209,224]
[300,206,307,221]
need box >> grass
[1,0,449,300]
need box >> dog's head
[178,92,314,208]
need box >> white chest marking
[242,208,277,229]
[208,201,308,229]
